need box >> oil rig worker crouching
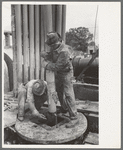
[17,80,48,121]
[41,31,79,128]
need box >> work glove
[42,60,50,68]
[41,51,52,61]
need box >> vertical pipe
[61,5,66,41]
[56,5,62,35]
[15,5,22,84]
[44,5,53,33]
[22,5,29,83]
[52,5,56,32]
[11,5,17,95]
[43,5,56,113]
[42,5,49,52]
[29,5,35,79]
[40,6,45,80]
[35,5,40,79]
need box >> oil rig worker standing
[41,31,79,128]
[17,80,48,121]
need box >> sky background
[2,3,99,44]
[66,4,98,31]
[66,4,99,43]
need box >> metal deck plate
[15,108,87,144]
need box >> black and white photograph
[2,1,120,148]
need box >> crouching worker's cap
[45,31,62,46]
[32,80,46,96]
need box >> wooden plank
[35,5,40,79]
[22,5,29,83]
[84,132,99,145]
[29,5,35,79]
[56,5,62,35]
[76,100,98,113]
[61,5,66,41]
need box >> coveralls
[45,41,77,118]
[18,80,48,118]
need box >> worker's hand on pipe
[32,111,46,120]
[42,60,50,68]
[37,113,47,120]
[41,51,52,61]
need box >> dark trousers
[55,71,77,117]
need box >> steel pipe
[15,5,22,84]
[22,5,29,83]
[11,5,17,93]
[35,5,40,79]
[29,5,35,79]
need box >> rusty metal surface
[15,108,87,144]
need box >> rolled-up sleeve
[46,51,69,71]
[26,80,36,103]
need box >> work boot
[65,115,79,128]
[70,115,78,120]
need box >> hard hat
[45,31,61,46]
[32,80,46,96]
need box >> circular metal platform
[15,107,87,144]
